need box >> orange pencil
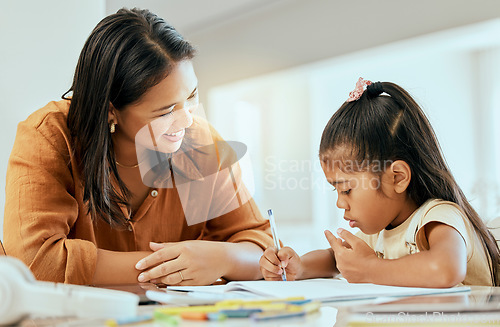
[180,311,208,320]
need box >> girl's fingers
[259,252,284,275]
[336,228,360,249]
[262,273,285,281]
[324,230,341,250]
[277,247,296,262]
[263,246,282,266]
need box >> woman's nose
[173,103,194,129]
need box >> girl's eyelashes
[332,187,351,195]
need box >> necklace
[116,160,140,169]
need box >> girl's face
[321,160,409,235]
[112,60,199,154]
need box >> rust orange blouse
[3,100,272,285]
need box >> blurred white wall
[0,0,105,239]
[187,0,500,107]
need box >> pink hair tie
[347,77,372,102]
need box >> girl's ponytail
[320,79,500,285]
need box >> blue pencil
[106,314,153,326]
[267,209,287,281]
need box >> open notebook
[166,278,470,303]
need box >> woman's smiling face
[112,60,199,155]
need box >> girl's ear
[390,160,411,193]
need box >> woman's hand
[259,246,302,281]
[135,240,231,286]
[325,228,378,283]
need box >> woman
[3,8,272,285]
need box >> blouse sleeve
[3,112,97,284]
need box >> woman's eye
[161,111,174,117]
[188,90,198,100]
[160,106,175,117]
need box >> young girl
[4,8,272,286]
[260,78,500,287]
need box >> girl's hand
[325,228,378,283]
[259,246,302,281]
[134,240,230,286]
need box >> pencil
[105,314,152,326]
[267,209,287,281]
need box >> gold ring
[178,271,184,281]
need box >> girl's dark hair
[63,8,196,227]
[319,81,500,286]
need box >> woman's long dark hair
[320,81,500,286]
[63,8,196,227]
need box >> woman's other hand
[134,240,232,285]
